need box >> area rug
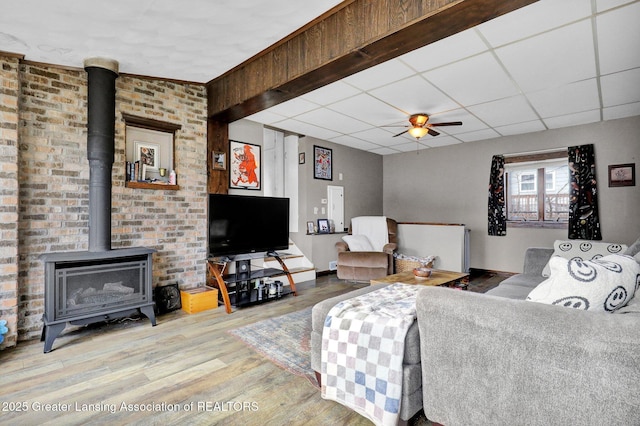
[227,306,318,387]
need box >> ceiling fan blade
[428,128,440,137]
[430,121,463,127]
[392,129,408,137]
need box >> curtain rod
[503,147,567,158]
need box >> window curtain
[568,144,602,240]
[488,154,506,236]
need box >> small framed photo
[299,152,305,164]
[135,141,160,171]
[317,218,330,234]
[608,163,635,187]
[314,145,332,180]
[212,151,226,170]
[306,221,315,234]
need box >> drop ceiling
[1,0,639,155]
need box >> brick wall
[0,56,20,349]
[12,59,208,343]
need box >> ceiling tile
[597,2,640,74]
[456,128,501,142]
[495,20,596,93]
[294,108,371,134]
[369,75,460,117]
[422,135,463,148]
[398,28,488,72]
[347,127,402,146]
[343,59,416,91]
[327,93,406,126]
[596,0,637,12]
[424,52,520,105]
[368,147,399,155]
[601,68,640,107]
[526,78,601,117]
[467,95,539,127]
[329,135,382,151]
[274,119,341,140]
[428,109,489,135]
[543,110,601,129]
[246,110,287,125]
[391,142,432,153]
[603,102,640,120]
[301,81,362,106]
[495,120,546,136]
[264,97,320,117]
[477,0,592,46]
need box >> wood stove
[40,58,157,352]
[41,248,156,353]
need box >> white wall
[383,116,640,273]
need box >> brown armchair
[335,217,398,281]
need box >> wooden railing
[508,194,570,221]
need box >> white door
[327,185,344,232]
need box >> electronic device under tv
[208,193,290,259]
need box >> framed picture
[212,151,226,170]
[608,163,635,187]
[317,218,330,234]
[299,152,306,164]
[229,140,261,190]
[306,221,315,234]
[314,145,332,180]
[134,141,160,171]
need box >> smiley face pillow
[541,240,628,277]
[528,254,640,312]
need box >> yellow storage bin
[180,286,218,314]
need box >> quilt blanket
[321,283,420,426]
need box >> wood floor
[0,271,509,426]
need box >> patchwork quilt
[321,283,420,426]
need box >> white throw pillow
[342,234,375,251]
[541,240,628,277]
[527,254,640,312]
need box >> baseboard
[316,270,336,277]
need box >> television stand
[206,252,297,314]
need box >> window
[505,151,569,226]
[519,173,536,193]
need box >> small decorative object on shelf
[413,267,432,279]
[169,170,177,185]
[317,218,330,234]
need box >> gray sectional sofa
[312,243,640,425]
[416,245,640,425]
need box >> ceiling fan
[387,113,462,139]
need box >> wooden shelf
[207,254,297,314]
[125,181,180,191]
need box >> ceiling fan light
[412,114,428,126]
[408,127,429,139]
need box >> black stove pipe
[84,58,119,252]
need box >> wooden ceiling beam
[206,0,537,122]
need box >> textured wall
[11,60,207,342]
[0,56,20,349]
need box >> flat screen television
[208,194,290,258]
